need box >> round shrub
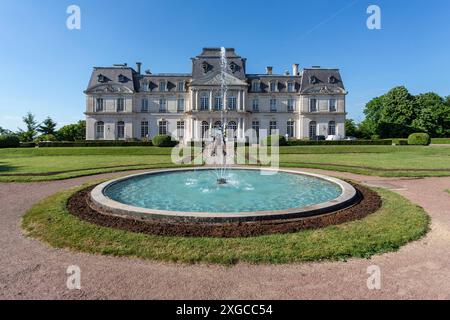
[371,134,381,141]
[262,135,287,146]
[408,133,431,146]
[0,134,20,148]
[152,135,176,147]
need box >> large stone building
[84,48,347,142]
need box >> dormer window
[118,74,127,83]
[229,62,240,73]
[97,74,107,83]
[287,82,295,92]
[269,81,277,92]
[177,81,185,92]
[159,81,166,92]
[251,80,260,92]
[328,76,338,84]
[202,61,212,73]
[141,81,149,92]
[309,76,319,84]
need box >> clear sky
[0,0,449,130]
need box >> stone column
[195,90,199,111]
[209,91,213,111]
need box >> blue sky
[0,0,449,130]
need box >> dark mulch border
[66,183,381,238]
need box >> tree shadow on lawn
[0,162,21,173]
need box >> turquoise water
[104,169,342,213]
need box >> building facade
[84,48,347,142]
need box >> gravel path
[0,169,449,300]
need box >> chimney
[266,66,273,75]
[136,62,142,74]
[292,64,299,76]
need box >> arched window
[328,121,336,136]
[95,121,104,140]
[309,121,317,140]
[201,121,209,139]
[116,121,125,139]
[227,121,237,138]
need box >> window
[287,121,295,138]
[159,81,166,92]
[270,81,277,92]
[116,121,125,139]
[117,98,124,112]
[287,82,295,92]
[177,121,185,139]
[141,82,148,92]
[329,99,337,112]
[214,96,222,110]
[252,120,260,142]
[141,98,149,112]
[252,99,259,112]
[95,121,104,139]
[310,98,317,112]
[252,81,260,92]
[201,121,209,139]
[200,95,209,110]
[158,121,168,135]
[177,81,184,92]
[269,121,277,135]
[140,121,149,139]
[177,99,185,112]
[287,99,295,112]
[270,99,277,112]
[228,97,236,110]
[95,98,104,112]
[309,121,317,139]
[227,121,237,134]
[328,121,336,136]
[159,99,167,112]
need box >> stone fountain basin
[89,167,358,223]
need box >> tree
[379,86,417,126]
[18,112,38,142]
[38,116,57,135]
[412,93,450,137]
[57,120,86,141]
[362,96,384,137]
[344,119,359,137]
[0,126,12,135]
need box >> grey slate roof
[86,67,136,93]
[299,68,346,94]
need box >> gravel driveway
[0,169,449,300]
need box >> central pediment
[191,72,248,87]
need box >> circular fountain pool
[90,168,358,222]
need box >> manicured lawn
[0,147,197,182]
[1,145,450,181]
[21,184,429,265]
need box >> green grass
[1,145,450,181]
[21,183,429,265]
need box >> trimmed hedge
[151,135,178,147]
[285,139,393,146]
[0,135,20,148]
[408,133,431,146]
[261,135,287,146]
[37,141,154,148]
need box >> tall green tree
[18,112,38,142]
[362,96,384,137]
[344,119,359,137]
[0,126,12,135]
[380,86,417,125]
[413,93,450,137]
[57,120,86,141]
[38,116,57,135]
